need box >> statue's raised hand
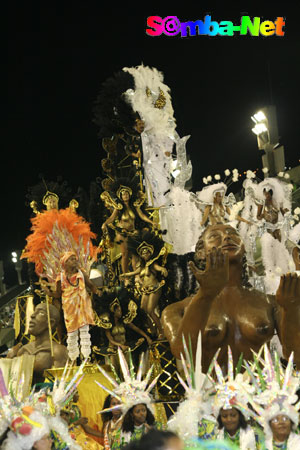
[189,247,229,298]
[276,273,300,309]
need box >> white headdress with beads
[96,348,159,416]
[211,347,255,419]
[0,361,85,450]
[242,345,300,445]
[167,333,216,440]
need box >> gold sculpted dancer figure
[101,180,156,274]
[120,232,167,339]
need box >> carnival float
[1,64,300,449]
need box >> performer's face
[165,436,184,450]
[64,255,78,272]
[263,189,272,201]
[131,403,147,425]
[214,191,223,204]
[270,415,292,438]
[28,304,49,336]
[110,397,121,418]
[220,407,240,434]
[203,225,244,260]
[134,118,145,133]
[32,434,53,450]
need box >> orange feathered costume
[22,208,98,277]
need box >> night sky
[3,5,300,286]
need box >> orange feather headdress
[22,208,98,281]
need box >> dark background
[3,4,300,286]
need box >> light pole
[11,250,23,285]
[251,105,285,177]
[0,261,6,296]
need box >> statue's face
[121,190,130,202]
[141,247,152,261]
[45,195,58,210]
[114,305,122,319]
[203,225,244,260]
[28,304,49,336]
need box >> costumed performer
[0,360,85,450]
[161,223,300,371]
[256,178,290,243]
[243,344,300,450]
[201,346,257,449]
[167,333,216,444]
[41,251,100,361]
[197,179,250,228]
[21,205,99,361]
[101,395,122,450]
[66,389,104,447]
[168,334,257,449]
[95,348,162,449]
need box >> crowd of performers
[1,63,300,448]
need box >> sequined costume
[103,418,122,450]
[59,270,95,333]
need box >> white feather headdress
[96,348,159,416]
[168,333,217,440]
[123,64,176,137]
[241,345,300,440]
[211,347,254,419]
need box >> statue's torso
[190,287,275,371]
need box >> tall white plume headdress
[96,348,160,416]
[0,360,85,450]
[123,64,176,137]
[211,347,254,420]
[241,345,300,441]
[167,333,217,440]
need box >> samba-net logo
[146,16,286,37]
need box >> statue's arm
[7,343,24,358]
[162,289,214,359]
[162,248,228,359]
[201,206,211,226]
[275,274,300,367]
[53,345,68,368]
